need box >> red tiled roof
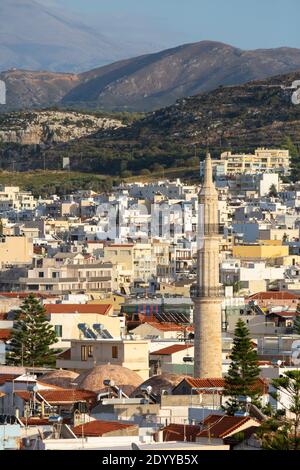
[15,389,97,404]
[38,389,97,404]
[197,414,258,439]
[247,292,298,301]
[184,377,225,389]
[45,304,112,315]
[0,374,19,386]
[266,311,296,318]
[0,292,56,299]
[71,420,137,437]
[57,349,71,360]
[15,391,32,401]
[161,423,200,442]
[0,329,12,341]
[146,322,193,332]
[174,377,268,395]
[20,417,50,426]
[151,344,193,356]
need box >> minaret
[192,153,222,378]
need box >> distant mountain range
[2,40,300,112]
[0,0,167,73]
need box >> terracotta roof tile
[0,329,12,341]
[161,423,201,442]
[38,389,97,404]
[0,292,56,299]
[151,344,193,356]
[197,414,258,439]
[15,389,97,404]
[0,374,19,386]
[247,291,298,301]
[174,377,268,395]
[71,420,137,437]
[45,304,112,315]
[146,322,193,332]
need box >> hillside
[0,70,80,112]
[2,40,300,112]
[62,41,300,111]
[1,72,300,175]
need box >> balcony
[190,284,224,299]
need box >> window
[54,325,62,337]
[81,345,87,361]
[88,346,93,358]
[112,346,118,359]
[38,272,44,278]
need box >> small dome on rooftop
[131,373,186,397]
[41,370,79,388]
[76,365,144,393]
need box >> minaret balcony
[190,284,224,299]
[199,224,224,236]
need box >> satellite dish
[131,443,140,451]
[146,386,153,395]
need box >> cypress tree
[6,294,58,367]
[293,304,300,334]
[223,318,261,415]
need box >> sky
[40,0,300,50]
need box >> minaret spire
[191,151,223,378]
[204,152,213,186]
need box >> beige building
[233,244,289,260]
[133,243,157,283]
[103,244,134,291]
[18,256,114,294]
[0,186,36,212]
[0,235,33,267]
[56,338,150,380]
[259,228,299,242]
[219,148,290,175]
[44,303,121,348]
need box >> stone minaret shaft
[193,153,222,378]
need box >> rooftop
[151,344,193,356]
[197,414,259,439]
[71,420,137,437]
[44,303,112,315]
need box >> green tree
[293,305,300,334]
[268,184,278,198]
[223,319,261,415]
[259,371,300,450]
[6,294,58,367]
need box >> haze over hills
[2,40,300,112]
[0,0,168,73]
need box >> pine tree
[223,319,261,415]
[293,304,300,334]
[260,371,300,450]
[6,294,58,367]
[268,184,278,198]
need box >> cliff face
[0,110,124,145]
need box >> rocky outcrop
[0,110,125,145]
